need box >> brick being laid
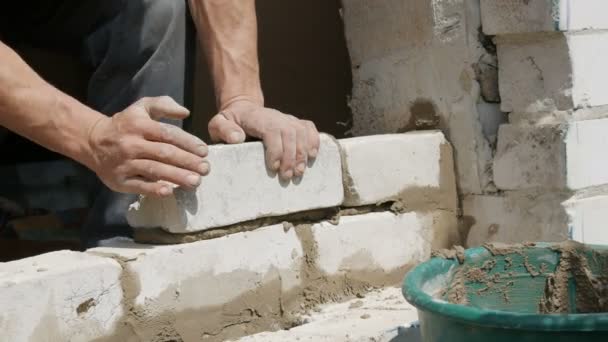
[127,133,344,233]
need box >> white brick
[127,134,344,233]
[0,251,127,342]
[481,0,608,35]
[89,225,303,341]
[493,124,566,190]
[565,119,608,189]
[464,193,569,248]
[494,119,608,190]
[312,211,458,276]
[497,31,608,113]
[340,132,457,210]
[564,191,608,245]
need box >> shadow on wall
[192,0,354,140]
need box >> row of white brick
[0,210,456,342]
[127,131,458,233]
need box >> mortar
[402,241,608,342]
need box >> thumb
[138,96,190,121]
[208,113,246,144]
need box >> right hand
[87,96,209,197]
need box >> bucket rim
[402,243,608,332]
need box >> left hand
[208,99,320,180]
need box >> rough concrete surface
[82,205,454,341]
[339,132,458,211]
[497,31,608,113]
[0,251,128,342]
[342,0,498,195]
[90,225,304,342]
[481,0,608,35]
[232,287,420,342]
[493,123,567,190]
[311,211,458,276]
[127,134,344,233]
[464,193,569,248]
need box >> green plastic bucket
[402,242,608,342]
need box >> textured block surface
[497,32,608,113]
[340,132,457,210]
[0,251,127,342]
[127,134,344,233]
[90,225,304,341]
[311,211,458,276]
[481,0,608,35]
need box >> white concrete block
[497,31,608,113]
[564,191,608,245]
[0,251,127,342]
[495,118,608,191]
[481,0,608,35]
[89,224,304,341]
[565,118,608,189]
[340,132,457,210]
[312,211,458,276]
[464,193,569,248]
[127,134,344,233]
[493,124,567,190]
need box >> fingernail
[198,161,210,174]
[296,162,306,173]
[159,186,172,196]
[282,169,293,180]
[310,148,319,158]
[229,131,244,143]
[187,174,201,186]
[272,160,281,171]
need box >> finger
[303,120,320,158]
[280,128,297,180]
[262,130,283,172]
[138,96,190,120]
[138,120,208,157]
[135,141,210,176]
[128,159,202,188]
[121,177,174,197]
[208,113,246,144]
[294,122,309,177]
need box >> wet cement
[435,241,608,314]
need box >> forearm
[189,0,264,109]
[0,41,104,169]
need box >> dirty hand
[87,96,210,196]
[208,99,320,180]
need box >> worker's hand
[208,99,320,180]
[87,96,209,196]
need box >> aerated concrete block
[89,224,304,341]
[464,193,569,248]
[311,211,458,277]
[0,251,128,342]
[497,31,608,113]
[494,118,608,190]
[339,132,458,211]
[564,191,608,245]
[481,0,608,35]
[127,134,344,233]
